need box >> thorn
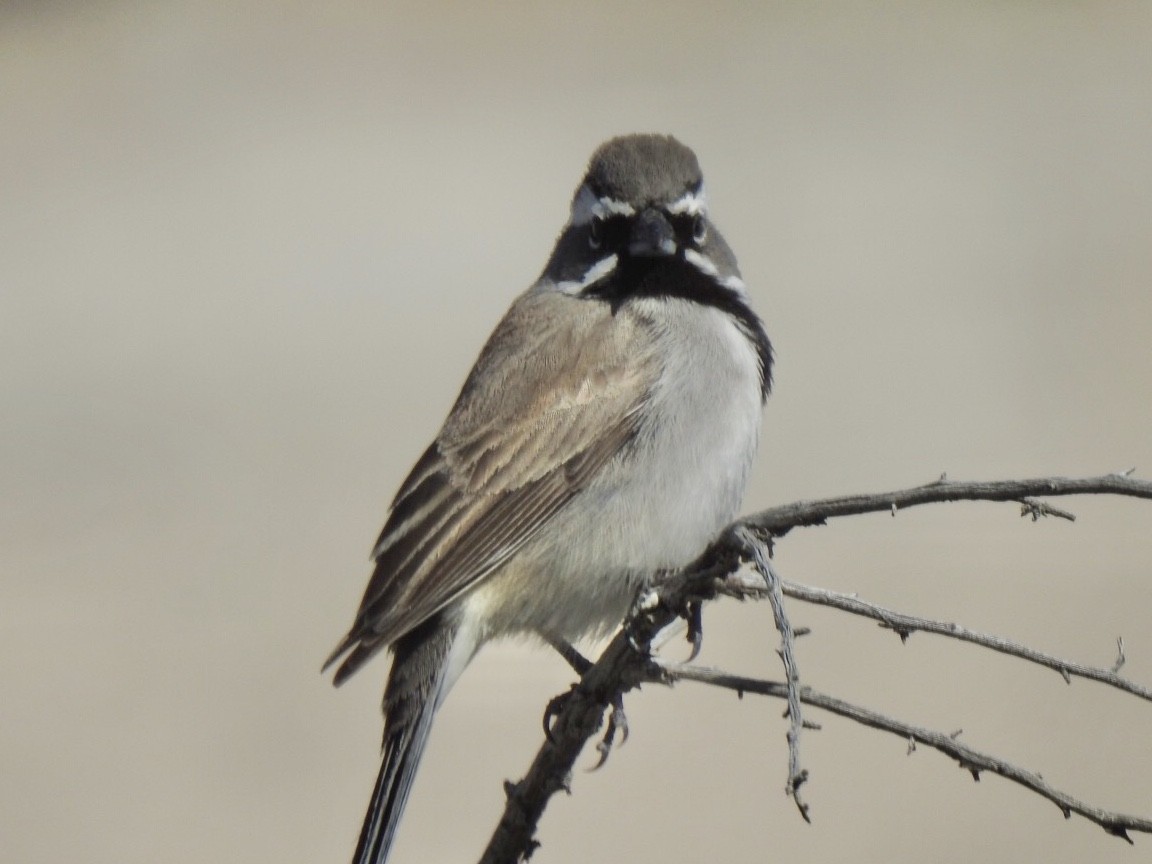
[503,779,518,799]
[794,626,811,638]
[1111,636,1126,674]
[1114,466,1137,478]
[969,768,981,782]
[880,622,913,643]
[907,736,916,755]
[890,502,897,517]
[949,728,963,740]
[1104,824,1134,845]
[1060,805,1072,819]
[802,719,822,730]
[1059,667,1071,685]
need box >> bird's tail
[352,721,434,864]
[352,618,460,864]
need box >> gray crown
[582,134,703,205]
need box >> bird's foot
[539,634,631,766]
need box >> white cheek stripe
[684,248,747,294]
[554,254,619,294]
[683,248,719,277]
[721,274,747,292]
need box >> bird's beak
[628,208,677,257]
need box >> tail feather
[352,708,437,864]
[350,615,459,864]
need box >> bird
[324,133,773,864]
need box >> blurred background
[3,2,1151,862]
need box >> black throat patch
[583,254,774,401]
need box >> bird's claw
[590,694,629,770]
[685,600,703,662]
[543,685,577,743]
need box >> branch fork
[478,472,1152,863]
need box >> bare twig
[660,663,1152,843]
[736,527,810,821]
[745,473,1152,538]
[779,581,1152,703]
[1112,637,1127,674]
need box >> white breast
[469,295,764,642]
[613,296,764,564]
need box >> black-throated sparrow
[325,134,772,864]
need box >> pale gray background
[3,2,1150,863]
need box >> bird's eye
[588,216,603,249]
[691,214,708,243]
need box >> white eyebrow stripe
[569,185,636,226]
[665,187,708,216]
[597,197,636,216]
[553,254,619,294]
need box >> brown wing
[325,290,659,684]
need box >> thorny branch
[741,470,1151,538]
[778,581,1152,702]
[657,663,1152,843]
[479,473,1152,864]
[736,526,811,821]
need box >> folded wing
[326,290,659,683]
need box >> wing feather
[326,290,658,682]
